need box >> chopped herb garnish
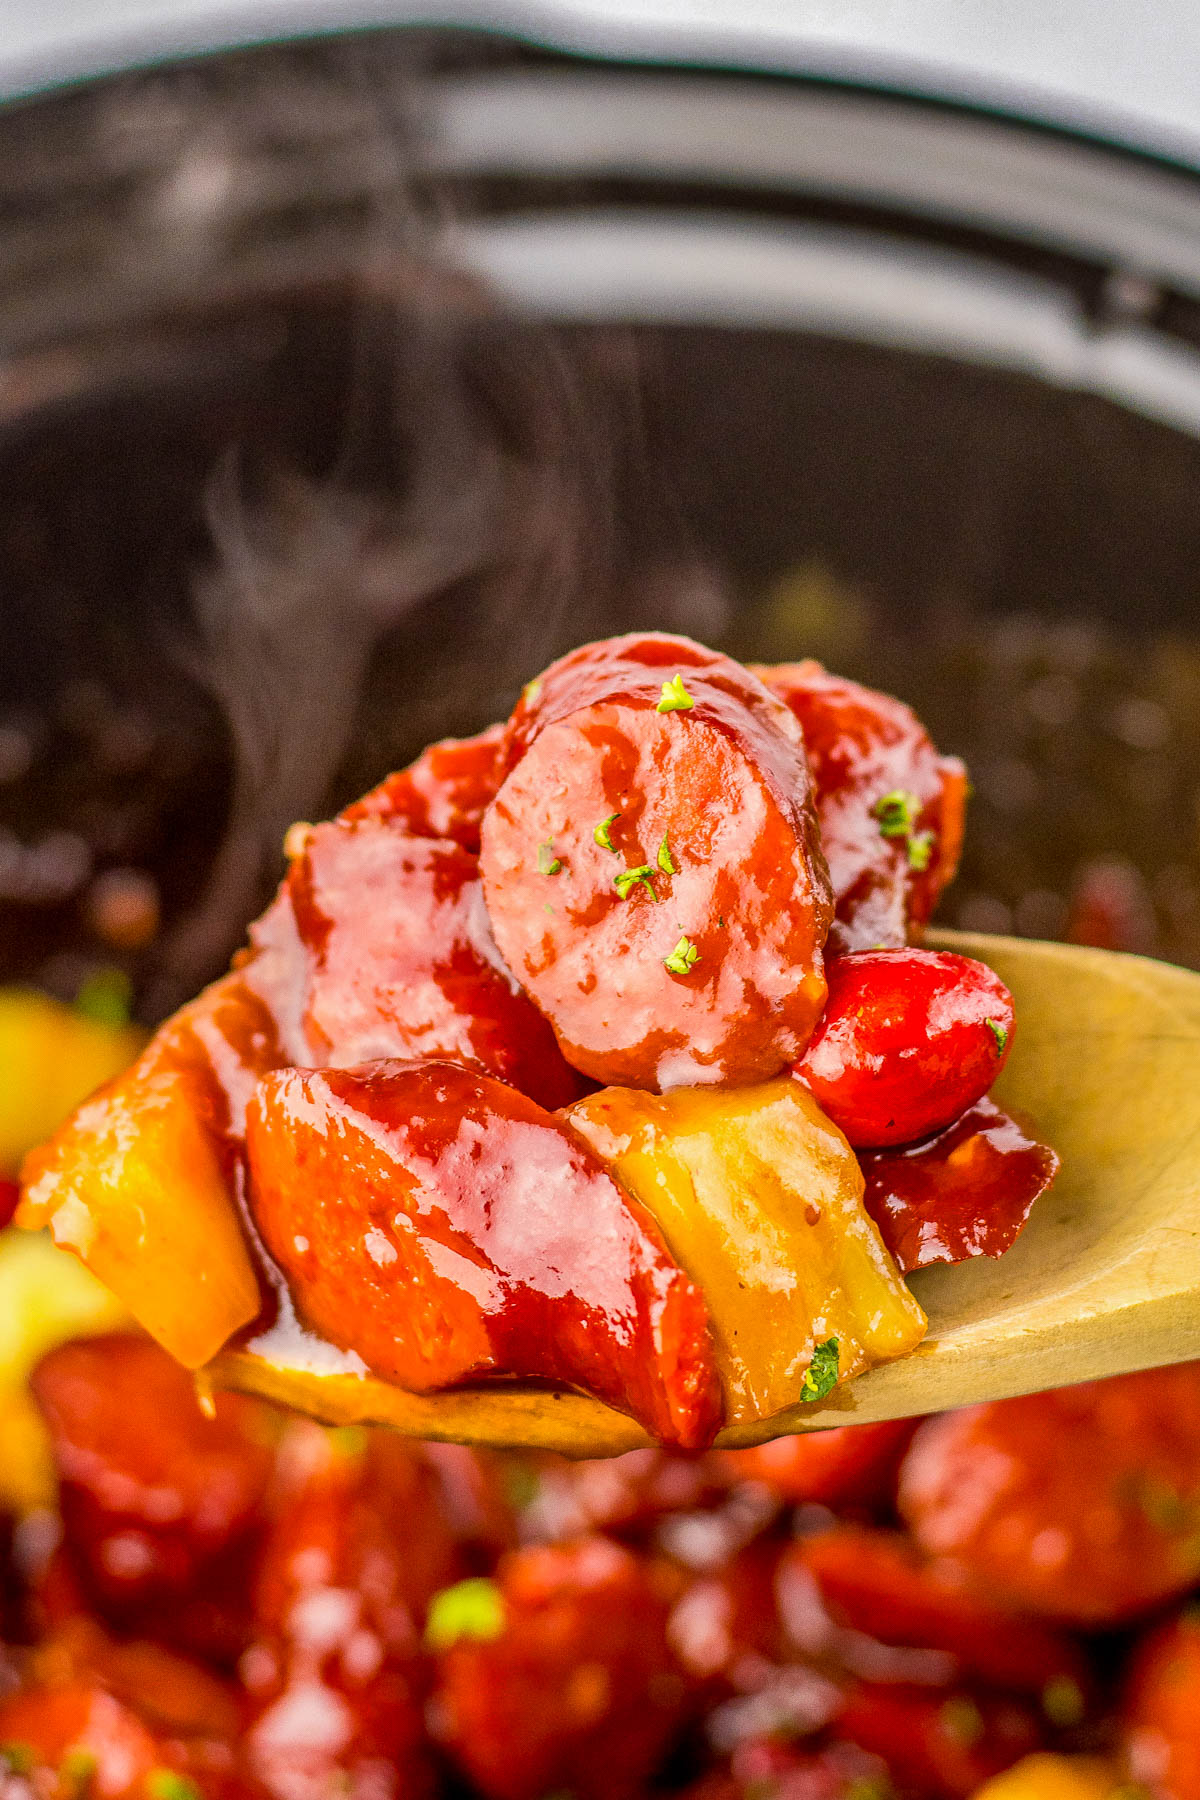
[328,1425,368,1460]
[872,789,922,838]
[664,936,700,975]
[522,677,543,705]
[1041,1676,1085,1728]
[503,1461,541,1509]
[60,1750,97,1795]
[425,1577,507,1651]
[594,813,620,853]
[656,674,695,714]
[614,865,658,902]
[1,1744,34,1776]
[656,834,678,875]
[146,1774,202,1800]
[75,965,133,1029]
[537,839,562,876]
[986,1018,1009,1055]
[907,830,935,872]
[938,1697,984,1749]
[799,1336,839,1403]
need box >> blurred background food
[5,7,1200,1799]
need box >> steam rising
[160,275,620,997]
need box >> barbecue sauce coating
[431,1537,689,1800]
[859,1097,1059,1272]
[1123,1610,1200,1800]
[481,634,833,1089]
[793,949,1015,1148]
[283,816,584,1109]
[899,1365,1200,1624]
[246,1060,722,1450]
[31,1335,273,1628]
[339,722,507,850]
[753,661,966,954]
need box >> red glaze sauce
[793,948,1014,1149]
[245,1059,722,1449]
[859,1097,1059,1272]
[283,817,584,1110]
[481,633,832,1089]
[339,722,508,851]
[754,661,965,954]
[899,1363,1200,1624]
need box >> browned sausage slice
[480,634,832,1089]
[246,1059,723,1449]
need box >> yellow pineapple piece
[565,1076,926,1425]
[969,1757,1123,1800]
[0,1228,129,1512]
[17,979,263,1370]
[0,987,143,1177]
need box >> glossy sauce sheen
[754,662,966,954]
[859,1097,1059,1272]
[793,948,1014,1149]
[245,1060,722,1449]
[899,1364,1200,1623]
[481,634,833,1089]
[339,723,508,850]
[284,817,584,1110]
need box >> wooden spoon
[210,930,1200,1456]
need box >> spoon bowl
[210,930,1200,1455]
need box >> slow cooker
[4,1,1200,1012]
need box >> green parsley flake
[656,834,678,875]
[656,674,695,714]
[522,677,543,705]
[799,1336,839,1403]
[906,830,934,872]
[328,1425,368,1461]
[664,936,700,975]
[938,1697,984,1750]
[1,1744,34,1776]
[986,1018,1009,1055]
[75,966,133,1028]
[614,865,658,902]
[60,1750,98,1795]
[146,1773,203,1800]
[425,1577,507,1651]
[844,1781,894,1800]
[1041,1676,1085,1728]
[537,839,562,876]
[594,813,620,853]
[872,789,922,838]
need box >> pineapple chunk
[969,1758,1122,1800]
[0,1228,128,1512]
[0,988,143,1176]
[17,980,263,1370]
[564,1077,926,1425]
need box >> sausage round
[480,634,833,1089]
[246,1059,723,1450]
[284,815,584,1110]
[753,661,966,954]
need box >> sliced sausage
[859,1097,1058,1272]
[793,948,1015,1148]
[753,661,966,954]
[246,1059,723,1450]
[340,722,507,851]
[284,815,584,1110]
[481,633,832,1089]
